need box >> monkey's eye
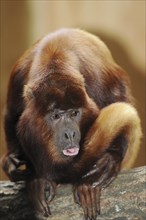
[70,110,80,118]
[52,113,61,120]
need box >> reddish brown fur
[1,28,141,220]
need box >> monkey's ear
[23,84,35,100]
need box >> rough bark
[0,166,146,220]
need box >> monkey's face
[45,108,82,158]
[22,78,99,164]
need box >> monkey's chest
[49,165,84,184]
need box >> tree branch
[0,166,145,220]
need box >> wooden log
[0,166,146,220]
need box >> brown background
[0,1,145,180]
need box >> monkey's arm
[26,178,56,218]
[1,47,36,182]
[74,102,142,220]
[1,109,32,182]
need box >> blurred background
[0,0,145,180]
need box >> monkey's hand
[73,183,101,220]
[74,152,120,220]
[1,152,32,182]
[82,152,120,189]
[26,178,56,218]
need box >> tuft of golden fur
[84,102,142,169]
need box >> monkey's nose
[64,130,76,140]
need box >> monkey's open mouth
[62,147,79,156]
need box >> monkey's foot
[27,178,56,218]
[92,152,120,189]
[1,152,31,182]
[73,184,101,220]
[82,152,120,189]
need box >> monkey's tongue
[63,147,79,156]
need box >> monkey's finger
[82,153,110,180]
[95,154,114,186]
[28,178,51,217]
[93,168,110,187]
[35,196,51,217]
[40,199,51,217]
[88,185,100,220]
[90,190,97,219]
[38,180,52,216]
[73,187,81,205]
[90,186,97,218]
[96,153,111,168]
[102,163,120,188]
[93,158,119,189]
[84,188,92,220]
[2,155,16,175]
[81,196,88,220]
[95,186,101,215]
[34,200,49,217]
[10,155,27,167]
[45,181,56,202]
[81,184,97,220]
[77,185,88,220]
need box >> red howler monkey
[1,28,142,220]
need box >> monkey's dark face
[45,108,82,157]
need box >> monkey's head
[22,77,99,165]
[18,30,102,168]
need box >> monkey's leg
[26,178,56,218]
[1,111,32,181]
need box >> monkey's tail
[84,102,142,169]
